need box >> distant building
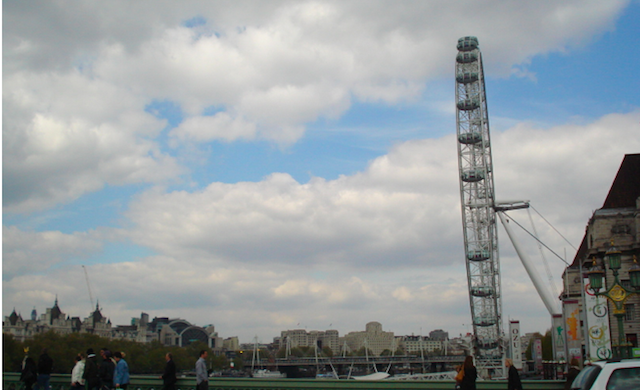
[343,321,395,356]
[429,329,449,340]
[3,299,109,341]
[3,301,226,353]
[159,319,223,351]
[278,328,341,354]
[400,335,443,354]
[223,336,239,351]
[445,335,472,356]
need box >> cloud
[2,71,184,213]
[3,1,630,213]
[124,137,462,272]
[0,111,619,339]
[2,226,103,280]
[4,108,639,340]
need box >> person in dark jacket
[20,349,38,390]
[83,349,100,390]
[36,348,53,390]
[161,353,177,390]
[564,358,580,390]
[459,355,477,390]
[506,359,523,390]
[99,349,116,390]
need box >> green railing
[2,373,565,390]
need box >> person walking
[83,349,100,390]
[36,348,53,390]
[113,352,129,390]
[195,350,208,390]
[20,348,38,390]
[161,353,177,390]
[71,354,86,390]
[99,349,116,390]
[506,358,523,390]
[459,355,477,390]
[454,364,464,389]
[564,358,580,390]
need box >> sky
[3,0,640,345]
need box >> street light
[587,241,640,359]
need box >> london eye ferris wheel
[455,36,504,373]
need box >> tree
[3,332,215,374]
[232,356,244,370]
[542,329,553,360]
[321,346,334,357]
[3,334,24,373]
[354,347,373,356]
[524,330,553,361]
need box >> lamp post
[587,241,640,359]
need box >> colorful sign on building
[584,277,613,361]
[563,299,582,362]
[552,314,565,361]
[509,320,522,369]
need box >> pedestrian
[506,358,523,390]
[71,353,86,390]
[459,355,477,390]
[36,348,53,390]
[20,348,38,390]
[161,353,177,390]
[83,349,100,390]
[113,352,130,390]
[564,358,580,390]
[454,364,463,389]
[195,350,208,390]
[99,349,116,390]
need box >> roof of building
[570,154,640,266]
[601,153,640,209]
[50,298,62,322]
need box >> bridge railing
[2,372,565,390]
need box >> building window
[611,224,630,234]
[625,304,634,322]
[621,280,631,290]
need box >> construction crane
[82,265,95,311]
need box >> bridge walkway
[3,372,565,390]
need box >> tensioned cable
[501,213,571,266]
[527,207,559,297]
[530,205,578,251]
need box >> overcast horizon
[3,0,640,345]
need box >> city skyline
[6,299,457,346]
[3,1,640,342]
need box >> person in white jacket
[71,354,86,389]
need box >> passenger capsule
[457,99,479,111]
[471,287,494,297]
[467,250,490,261]
[474,316,496,327]
[458,132,482,144]
[461,169,484,182]
[456,52,478,64]
[456,72,478,84]
[478,340,499,350]
[457,36,478,52]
